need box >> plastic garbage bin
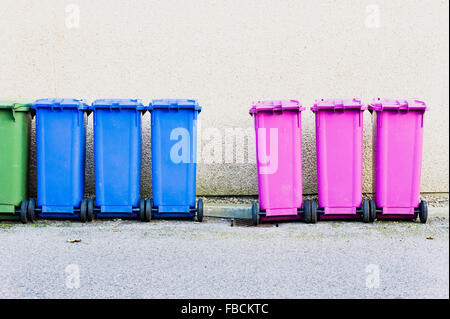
[369,98,428,223]
[148,99,203,221]
[249,100,312,225]
[0,100,32,223]
[29,98,89,221]
[88,99,149,221]
[310,99,372,222]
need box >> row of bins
[0,98,429,224]
[0,98,203,223]
[250,98,428,225]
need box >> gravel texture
[0,210,448,299]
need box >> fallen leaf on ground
[67,239,81,243]
[426,236,434,240]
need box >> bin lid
[369,98,428,112]
[249,100,304,114]
[149,99,201,112]
[0,100,32,112]
[311,98,366,111]
[32,98,89,110]
[91,99,145,111]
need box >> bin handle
[10,103,27,121]
[398,100,409,112]
[272,106,283,113]
[168,104,179,111]
[10,104,17,121]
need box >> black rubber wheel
[310,200,318,224]
[87,198,95,222]
[20,200,28,224]
[197,198,204,222]
[362,200,370,223]
[369,200,377,222]
[303,200,311,223]
[139,198,146,222]
[80,199,87,223]
[251,202,259,226]
[27,198,36,223]
[145,198,152,222]
[419,200,428,224]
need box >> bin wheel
[145,198,153,222]
[369,200,377,222]
[80,200,87,223]
[362,200,370,223]
[87,199,95,222]
[139,198,146,222]
[303,200,311,223]
[197,199,204,222]
[310,200,318,224]
[27,198,36,223]
[419,200,428,224]
[251,202,260,226]
[20,200,28,224]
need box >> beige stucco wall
[1,0,448,196]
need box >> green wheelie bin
[0,100,32,223]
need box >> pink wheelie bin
[249,100,313,225]
[369,99,428,223]
[311,99,372,222]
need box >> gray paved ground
[0,208,448,299]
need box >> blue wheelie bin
[30,98,89,221]
[148,99,203,221]
[88,99,149,221]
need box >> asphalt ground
[0,208,448,299]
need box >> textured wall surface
[1,0,448,196]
